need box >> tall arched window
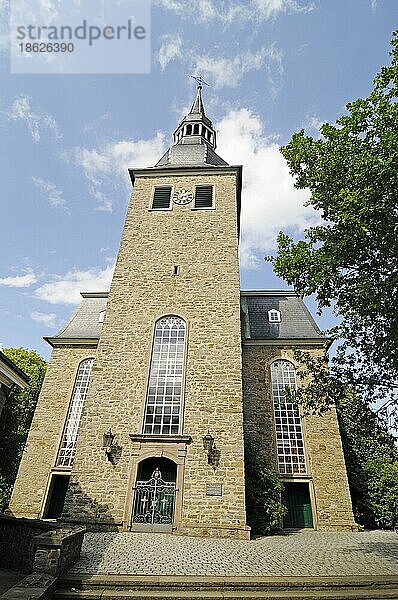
[56,358,94,467]
[143,316,186,435]
[271,360,306,475]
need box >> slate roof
[154,142,228,168]
[46,290,324,346]
[241,291,325,341]
[46,293,108,344]
[153,83,228,169]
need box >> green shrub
[245,441,285,535]
[364,457,398,529]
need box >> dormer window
[268,309,281,323]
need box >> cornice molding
[0,362,29,389]
[129,165,242,181]
[242,338,328,347]
[129,434,192,445]
[44,337,99,348]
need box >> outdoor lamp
[202,430,214,453]
[103,427,115,461]
[203,430,220,467]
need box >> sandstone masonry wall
[242,345,355,530]
[9,347,96,519]
[62,171,248,538]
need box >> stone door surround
[124,434,192,532]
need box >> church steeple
[172,81,216,149]
[189,82,205,115]
[154,81,228,168]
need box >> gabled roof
[45,292,108,347]
[241,291,325,343]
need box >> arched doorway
[130,457,177,532]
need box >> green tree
[364,458,398,529]
[335,390,397,528]
[269,32,398,409]
[0,347,47,512]
[244,440,286,535]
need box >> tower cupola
[172,83,217,149]
[154,80,228,168]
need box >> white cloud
[155,0,314,23]
[0,269,38,288]
[193,48,268,89]
[252,0,284,19]
[306,114,324,131]
[264,44,284,99]
[304,114,326,139]
[158,33,183,70]
[158,42,283,93]
[33,177,66,208]
[31,311,57,327]
[253,0,314,20]
[370,0,377,12]
[70,134,166,211]
[5,95,62,142]
[35,264,115,305]
[216,108,320,268]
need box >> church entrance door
[130,457,177,532]
[283,482,313,528]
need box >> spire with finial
[189,76,208,115]
[171,76,216,149]
[153,77,229,168]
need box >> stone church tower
[9,84,355,537]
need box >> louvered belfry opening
[194,185,213,209]
[152,186,172,210]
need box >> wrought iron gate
[131,468,176,526]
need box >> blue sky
[0,0,396,360]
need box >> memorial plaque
[206,482,222,496]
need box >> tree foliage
[244,440,286,535]
[335,390,397,528]
[269,32,398,408]
[0,347,47,512]
[363,458,398,529]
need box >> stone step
[55,590,398,600]
[55,574,398,600]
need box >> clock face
[173,189,193,205]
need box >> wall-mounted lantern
[202,430,220,467]
[103,427,116,462]
[202,430,214,453]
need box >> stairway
[55,573,398,599]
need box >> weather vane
[191,75,209,88]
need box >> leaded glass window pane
[143,316,186,435]
[56,358,94,467]
[271,360,306,475]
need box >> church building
[9,84,355,538]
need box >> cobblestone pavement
[71,530,398,577]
